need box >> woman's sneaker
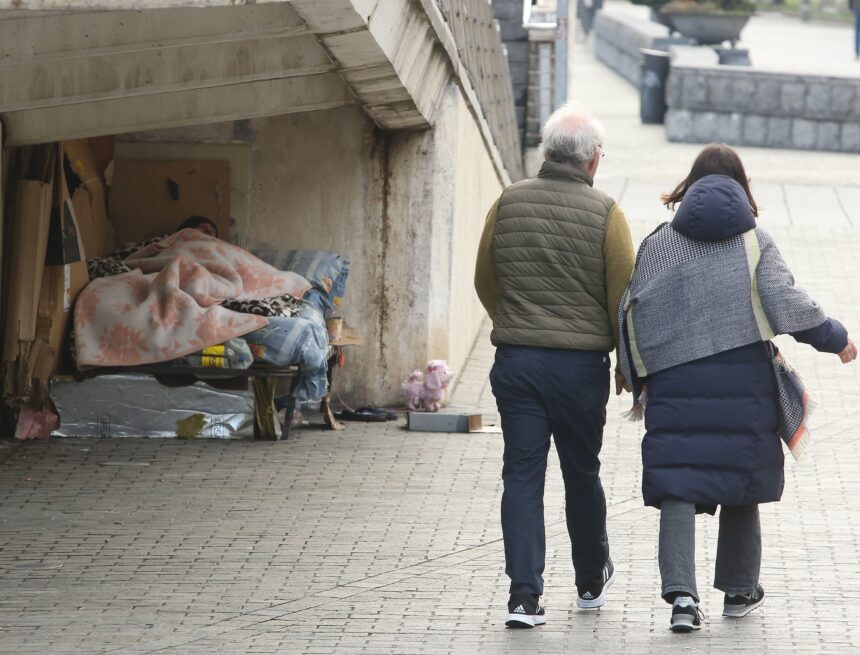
[505,593,546,629]
[670,596,703,633]
[576,557,615,608]
[723,584,765,618]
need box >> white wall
[120,81,505,406]
[447,91,504,375]
[247,106,389,403]
[247,89,502,405]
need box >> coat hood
[671,174,755,241]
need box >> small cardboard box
[407,412,485,433]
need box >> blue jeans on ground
[659,498,762,603]
[490,345,610,596]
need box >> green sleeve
[474,200,501,321]
[603,204,635,352]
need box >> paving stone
[682,72,708,107]
[664,71,682,109]
[664,109,693,142]
[729,75,757,114]
[791,118,818,149]
[766,116,792,148]
[816,121,842,152]
[750,78,782,115]
[780,81,807,115]
[842,123,860,152]
[706,75,735,112]
[805,82,833,120]
[831,84,857,119]
[742,114,768,146]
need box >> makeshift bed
[73,229,350,439]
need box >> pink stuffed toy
[420,359,455,412]
[401,369,425,411]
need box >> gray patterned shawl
[618,223,823,460]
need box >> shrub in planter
[630,0,675,27]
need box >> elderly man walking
[475,103,635,628]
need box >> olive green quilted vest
[491,161,616,351]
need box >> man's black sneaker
[576,557,616,608]
[723,584,765,618]
[670,596,703,633]
[505,593,546,629]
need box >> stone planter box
[662,11,752,45]
[664,45,860,153]
[649,7,675,29]
[594,8,694,87]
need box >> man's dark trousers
[490,344,611,595]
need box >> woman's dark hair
[177,215,219,237]
[662,144,758,217]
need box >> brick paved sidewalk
[2,28,860,655]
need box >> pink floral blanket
[74,229,310,367]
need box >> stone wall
[666,47,860,153]
[593,7,689,87]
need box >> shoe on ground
[505,593,546,629]
[576,557,615,609]
[670,595,703,633]
[723,584,765,618]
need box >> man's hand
[615,370,630,395]
[839,337,857,364]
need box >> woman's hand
[615,371,630,395]
[839,337,857,363]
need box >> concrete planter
[662,11,752,45]
[649,7,675,30]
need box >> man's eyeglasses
[598,144,606,159]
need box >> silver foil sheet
[51,374,254,438]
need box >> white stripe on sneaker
[576,567,616,609]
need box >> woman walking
[617,144,856,632]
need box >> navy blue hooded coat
[640,175,846,511]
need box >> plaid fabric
[769,343,814,461]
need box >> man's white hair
[540,102,605,168]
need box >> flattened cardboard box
[36,143,90,379]
[2,145,56,403]
[64,138,112,258]
[2,179,53,360]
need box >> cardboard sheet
[2,180,53,355]
[64,138,112,258]
[2,145,56,403]
[2,143,91,405]
[109,159,230,246]
[34,144,89,382]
